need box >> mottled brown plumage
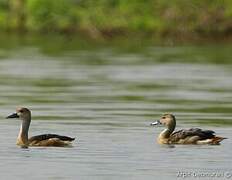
[29,134,75,146]
[7,107,75,147]
[151,114,226,145]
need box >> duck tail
[211,136,227,145]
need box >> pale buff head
[159,114,176,127]
[16,107,31,120]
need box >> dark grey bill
[6,113,19,119]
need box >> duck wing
[170,128,215,143]
[29,134,75,143]
[28,134,75,146]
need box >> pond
[0,36,231,180]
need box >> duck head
[151,114,176,130]
[6,107,31,121]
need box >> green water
[0,35,231,180]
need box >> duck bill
[150,120,162,126]
[6,113,19,119]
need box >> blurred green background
[1,0,232,41]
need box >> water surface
[0,38,231,180]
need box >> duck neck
[17,119,31,146]
[159,129,172,138]
[160,124,175,138]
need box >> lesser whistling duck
[151,114,226,145]
[7,107,75,148]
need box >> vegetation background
[1,0,232,41]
